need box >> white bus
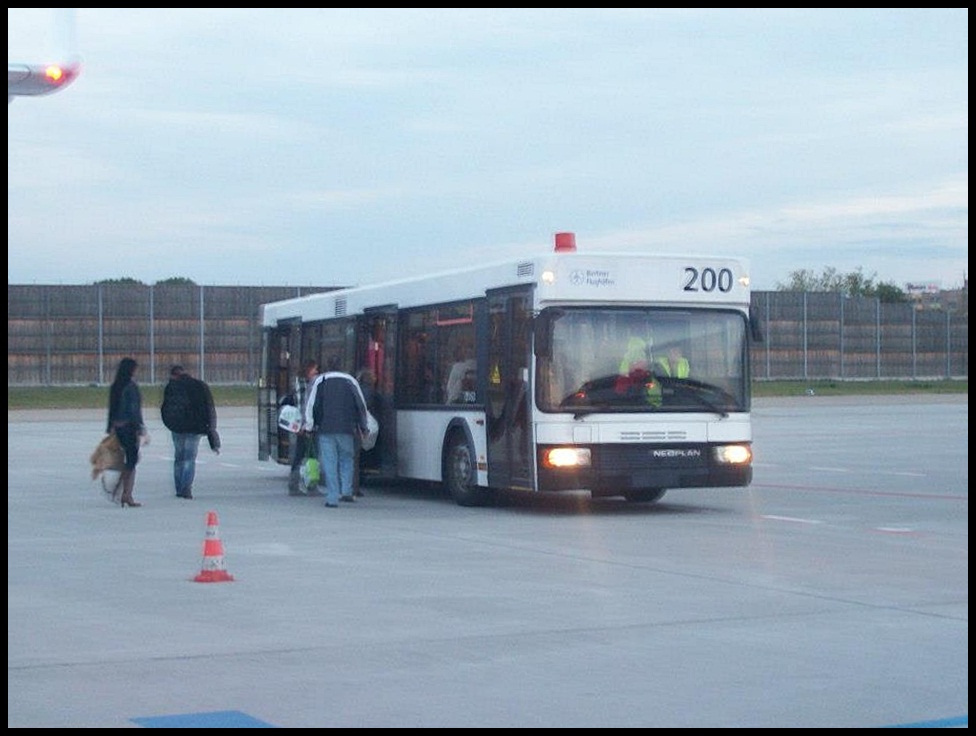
[258,233,758,506]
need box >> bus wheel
[624,488,666,504]
[444,436,490,507]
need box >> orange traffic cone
[193,510,235,583]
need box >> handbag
[359,411,379,452]
[90,433,125,481]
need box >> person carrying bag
[300,441,321,489]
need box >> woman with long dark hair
[107,357,146,507]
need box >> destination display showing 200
[682,267,735,293]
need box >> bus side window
[446,357,476,403]
[460,366,476,403]
[423,362,441,403]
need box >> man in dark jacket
[303,366,369,508]
[160,365,220,499]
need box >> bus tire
[623,488,666,504]
[444,435,490,507]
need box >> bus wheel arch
[623,488,667,504]
[442,425,491,507]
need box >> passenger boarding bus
[258,233,757,506]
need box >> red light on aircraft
[44,65,66,83]
[8,61,79,102]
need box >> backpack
[161,379,193,432]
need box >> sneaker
[324,502,338,508]
[306,487,324,497]
[340,495,356,503]
[354,489,365,498]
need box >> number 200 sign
[683,267,734,293]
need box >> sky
[7,8,968,291]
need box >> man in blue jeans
[160,365,220,499]
[303,364,369,508]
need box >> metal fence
[751,291,967,381]
[7,284,968,385]
[7,284,336,386]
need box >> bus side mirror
[534,310,560,359]
[749,305,764,344]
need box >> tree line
[775,267,908,303]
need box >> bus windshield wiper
[667,378,732,418]
[685,391,729,418]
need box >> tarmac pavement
[7,395,968,728]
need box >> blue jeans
[317,433,355,505]
[171,432,202,497]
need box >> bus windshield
[537,307,749,414]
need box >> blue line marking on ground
[886,715,968,728]
[131,710,276,728]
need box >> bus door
[259,317,302,464]
[486,286,533,490]
[358,306,398,479]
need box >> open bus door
[258,317,303,464]
[486,286,533,490]
[357,306,398,481]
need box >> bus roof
[260,249,751,328]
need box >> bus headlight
[714,444,752,465]
[542,447,592,469]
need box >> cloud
[8,9,967,291]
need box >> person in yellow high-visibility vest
[617,336,650,375]
[614,336,663,406]
[655,345,690,378]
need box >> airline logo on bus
[570,269,615,287]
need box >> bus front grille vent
[620,430,688,442]
[517,262,534,277]
[334,298,347,316]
